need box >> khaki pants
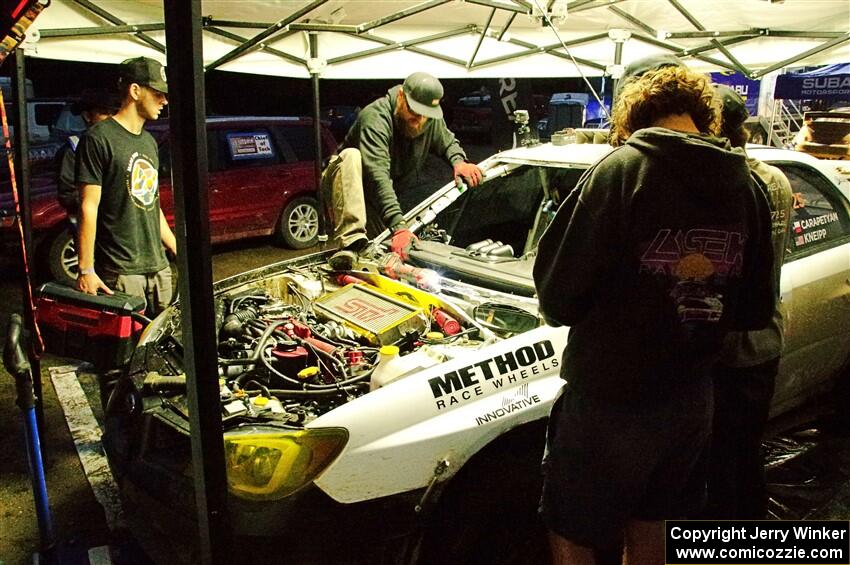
[102,266,173,317]
[321,148,388,249]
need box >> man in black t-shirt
[75,57,176,315]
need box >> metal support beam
[40,23,166,38]
[468,9,496,68]
[667,0,751,75]
[163,1,231,563]
[680,34,760,58]
[497,12,517,41]
[608,5,655,35]
[465,0,526,13]
[205,0,327,71]
[72,0,165,53]
[289,23,359,33]
[205,27,305,66]
[570,0,627,13]
[308,32,325,241]
[631,33,741,73]
[472,32,609,69]
[664,29,761,39]
[202,18,272,29]
[328,27,473,66]
[612,39,623,95]
[11,50,43,442]
[567,0,599,10]
[753,33,850,78]
[358,0,452,33]
[767,30,846,39]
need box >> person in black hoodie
[535,66,775,565]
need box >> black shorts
[539,383,712,548]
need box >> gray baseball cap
[119,56,168,94]
[402,72,444,119]
[621,53,685,84]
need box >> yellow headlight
[224,427,348,501]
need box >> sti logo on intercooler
[337,298,397,323]
[428,340,558,410]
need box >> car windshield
[423,163,586,256]
[406,162,588,296]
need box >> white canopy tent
[27,0,850,80]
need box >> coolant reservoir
[370,345,446,391]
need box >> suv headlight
[224,427,348,501]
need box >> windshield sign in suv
[99,141,850,564]
[0,116,336,284]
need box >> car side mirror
[473,303,539,334]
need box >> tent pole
[72,0,165,52]
[468,9,496,68]
[163,1,231,562]
[753,34,850,78]
[11,49,43,442]
[309,32,327,244]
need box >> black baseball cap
[119,56,168,94]
[402,72,444,119]
[714,83,749,130]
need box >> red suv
[0,116,337,284]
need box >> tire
[276,196,319,249]
[46,228,78,285]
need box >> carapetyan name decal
[428,340,558,410]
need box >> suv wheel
[277,196,319,249]
[47,228,78,285]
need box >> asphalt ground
[2,149,850,563]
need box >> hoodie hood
[624,127,751,196]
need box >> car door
[157,130,227,238]
[210,126,287,239]
[771,160,850,415]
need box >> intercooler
[313,283,427,345]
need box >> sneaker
[328,249,358,271]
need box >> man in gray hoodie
[705,84,793,519]
[322,72,482,269]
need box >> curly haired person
[534,65,776,565]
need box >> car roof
[491,141,612,168]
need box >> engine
[129,252,541,428]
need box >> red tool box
[35,282,146,370]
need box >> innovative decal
[428,340,558,410]
[475,383,541,426]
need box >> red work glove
[390,228,418,260]
[453,161,484,187]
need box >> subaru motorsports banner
[666,520,849,564]
[775,64,850,101]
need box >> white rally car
[102,141,850,564]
